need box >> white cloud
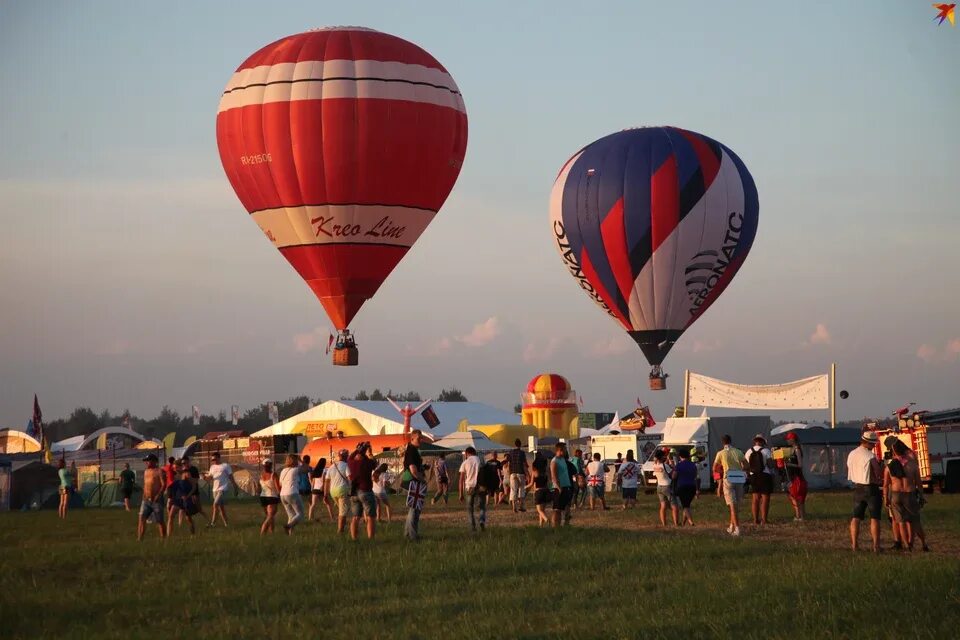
[691,339,724,353]
[293,327,328,354]
[916,339,960,364]
[456,317,501,348]
[427,337,453,356]
[523,337,561,363]
[808,323,832,346]
[586,337,632,358]
[949,339,960,356]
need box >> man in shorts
[327,449,352,535]
[506,439,528,513]
[847,431,883,552]
[885,440,930,552]
[586,453,609,511]
[138,454,166,541]
[205,452,237,527]
[616,450,640,510]
[347,443,378,540]
[168,466,198,535]
[713,435,748,536]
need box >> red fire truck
[873,407,960,493]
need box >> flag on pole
[268,402,279,424]
[421,405,440,429]
[636,396,642,407]
[121,413,131,429]
[32,394,44,448]
[192,404,200,426]
[579,395,584,408]
[26,419,35,439]
[231,405,240,426]
[642,405,657,427]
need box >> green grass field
[2,492,958,640]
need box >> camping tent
[9,461,64,510]
[0,457,10,510]
[434,431,513,453]
[769,427,863,489]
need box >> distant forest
[41,388,470,443]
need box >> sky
[1,1,958,428]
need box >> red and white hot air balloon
[216,27,468,365]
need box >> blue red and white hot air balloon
[216,27,468,365]
[549,127,759,389]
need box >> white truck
[587,433,662,489]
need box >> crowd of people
[74,426,929,552]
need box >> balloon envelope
[549,127,758,366]
[217,27,468,329]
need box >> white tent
[51,435,85,453]
[252,400,519,438]
[659,417,710,444]
[434,430,513,453]
[771,422,828,436]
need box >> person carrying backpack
[476,452,502,531]
[745,434,774,525]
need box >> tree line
[40,388,470,443]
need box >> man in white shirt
[847,431,883,552]
[615,450,640,510]
[326,449,352,535]
[205,452,237,527]
[744,434,774,526]
[585,453,609,511]
[458,446,484,532]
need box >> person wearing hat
[784,432,807,521]
[846,431,883,552]
[745,434,774,526]
[137,454,166,541]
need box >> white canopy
[433,430,513,453]
[253,400,519,438]
[659,417,709,444]
[771,422,828,435]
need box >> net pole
[830,363,837,429]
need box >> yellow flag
[96,432,108,450]
[162,431,176,454]
[458,419,468,433]
[182,435,196,448]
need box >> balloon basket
[332,347,359,366]
[649,375,667,391]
